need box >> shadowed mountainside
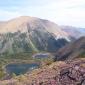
[54,37,85,61]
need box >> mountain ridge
[54,37,85,61]
[61,26,85,39]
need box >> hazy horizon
[0,0,85,28]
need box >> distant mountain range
[54,37,85,61]
[61,26,85,39]
[0,16,69,55]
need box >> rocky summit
[1,58,85,85]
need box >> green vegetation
[11,73,17,78]
[0,52,37,60]
[79,52,85,58]
[0,59,7,79]
[0,70,5,79]
[40,57,54,66]
[0,52,54,79]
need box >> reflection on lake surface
[6,63,39,75]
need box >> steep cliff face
[0,16,69,55]
[1,58,85,85]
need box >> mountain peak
[0,16,38,33]
[0,16,70,54]
[10,16,37,22]
[0,16,69,39]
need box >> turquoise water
[6,63,39,75]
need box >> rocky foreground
[1,58,85,85]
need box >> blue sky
[0,0,85,28]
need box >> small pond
[33,53,50,59]
[5,63,39,75]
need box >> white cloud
[0,10,21,21]
[0,0,85,27]
[36,0,85,27]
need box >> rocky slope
[54,37,85,61]
[0,16,69,55]
[1,58,85,85]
